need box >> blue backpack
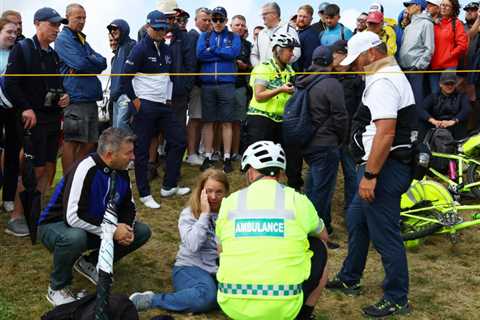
[282,75,330,146]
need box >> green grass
[1,160,480,319]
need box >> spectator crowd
[1,0,480,319]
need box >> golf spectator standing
[294,5,320,72]
[230,15,252,159]
[122,10,190,209]
[426,0,441,22]
[319,4,353,46]
[353,12,368,34]
[55,3,107,173]
[196,6,241,173]
[107,19,136,132]
[251,2,301,67]
[5,8,70,234]
[1,10,24,42]
[399,0,434,113]
[429,0,468,95]
[185,7,211,166]
[311,2,329,33]
[366,11,397,56]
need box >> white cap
[426,0,441,6]
[369,2,384,13]
[340,31,383,66]
[156,0,178,15]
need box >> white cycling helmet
[241,141,287,171]
[270,33,298,50]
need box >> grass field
[1,160,480,320]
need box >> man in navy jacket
[55,3,107,173]
[121,10,190,209]
[196,6,241,173]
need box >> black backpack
[282,75,330,147]
[41,293,138,320]
[425,128,456,172]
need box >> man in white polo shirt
[326,31,415,318]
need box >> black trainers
[223,158,233,173]
[200,158,214,172]
[362,298,411,318]
[326,274,361,296]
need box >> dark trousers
[302,237,328,301]
[132,99,186,197]
[339,160,412,305]
[304,146,340,234]
[0,109,21,202]
[245,115,304,190]
[406,73,426,112]
[338,146,358,212]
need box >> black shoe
[200,158,214,172]
[362,298,411,318]
[326,241,340,250]
[326,274,361,296]
[223,158,233,173]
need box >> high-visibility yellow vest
[216,179,323,320]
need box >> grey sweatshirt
[174,207,219,274]
[399,11,435,70]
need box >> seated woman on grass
[129,169,229,313]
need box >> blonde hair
[188,169,229,219]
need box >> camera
[44,88,64,107]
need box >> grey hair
[263,2,281,17]
[66,3,85,16]
[195,7,211,17]
[97,127,135,156]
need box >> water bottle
[449,160,457,180]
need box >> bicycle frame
[428,151,480,193]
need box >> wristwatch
[364,171,379,180]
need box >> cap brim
[48,16,68,24]
[340,51,361,66]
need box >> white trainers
[3,201,14,212]
[74,256,98,285]
[129,291,155,311]
[139,195,161,209]
[185,154,204,166]
[160,186,191,197]
[46,286,78,306]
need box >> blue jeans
[132,99,187,196]
[112,94,132,132]
[38,221,151,290]
[338,160,412,305]
[151,265,217,313]
[304,146,340,234]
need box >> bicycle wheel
[401,210,443,241]
[466,163,480,199]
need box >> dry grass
[1,161,480,320]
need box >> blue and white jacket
[121,34,173,103]
[38,154,136,236]
[196,27,241,85]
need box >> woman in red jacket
[429,0,468,95]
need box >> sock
[224,153,231,160]
[205,152,212,160]
[296,305,314,320]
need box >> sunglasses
[212,17,225,23]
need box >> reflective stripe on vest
[218,283,302,297]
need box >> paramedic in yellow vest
[215,141,329,320]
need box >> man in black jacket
[297,45,348,249]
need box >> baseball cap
[211,6,227,18]
[318,2,330,13]
[146,10,169,29]
[369,3,384,13]
[403,0,427,9]
[157,0,178,15]
[367,11,384,24]
[464,2,480,10]
[331,40,348,54]
[427,0,442,6]
[340,31,382,66]
[312,46,333,66]
[33,7,68,24]
[174,8,190,18]
[440,72,458,84]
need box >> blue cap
[146,10,169,29]
[312,45,333,66]
[34,7,68,24]
[403,0,427,9]
[211,6,227,18]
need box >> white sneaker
[3,201,14,212]
[139,195,161,209]
[46,286,78,306]
[160,186,191,197]
[185,154,204,166]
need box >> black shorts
[201,83,237,122]
[31,121,61,167]
[302,237,328,300]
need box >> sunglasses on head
[212,17,225,23]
